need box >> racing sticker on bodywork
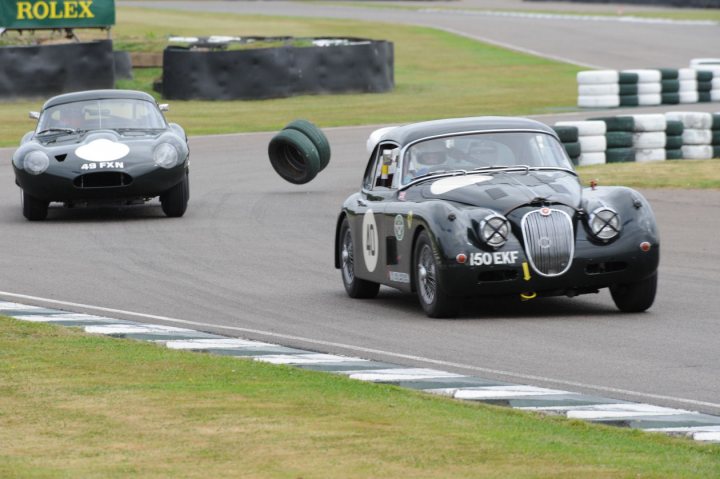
[75,138,129,162]
[362,209,379,273]
[394,214,405,241]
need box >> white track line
[2,290,720,412]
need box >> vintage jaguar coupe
[335,117,659,317]
[12,90,189,220]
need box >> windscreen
[38,99,166,132]
[402,131,573,184]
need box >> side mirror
[159,104,169,112]
[29,111,40,120]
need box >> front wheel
[339,218,380,299]
[610,272,657,313]
[22,191,49,221]
[414,231,460,318]
[160,171,189,218]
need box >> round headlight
[154,143,178,169]
[480,213,509,248]
[24,150,50,175]
[589,207,621,241]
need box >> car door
[352,143,398,283]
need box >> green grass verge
[0,6,580,147]
[577,159,720,189]
[1,316,718,478]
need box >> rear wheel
[22,191,49,221]
[610,272,657,313]
[414,231,460,318]
[340,218,379,299]
[160,171,189,217]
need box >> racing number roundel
[362,209,379,273]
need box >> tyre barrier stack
[666,112,714,160]
[268,119,331,184]
[620,70,662,107]
[577,62,720,108]
[557,112,720,165]
[554,121,606,166]
[552,125,581,165]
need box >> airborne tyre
[161,171,189,217]
[414,231,460,318]
[268,129,321,184]
[284,119,331,171]
[339,218,380,299]
[22,191,49,221]
[610,272,657,313]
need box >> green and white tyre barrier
[666,111,713,129]
[682,145,713,160]
[555,121,606,136]
[682,129,712,145]
[578,84,619,96]
[633,132,666,149]
[576,70,620,108]
[578,152,605,166]
[605,132,633,148]
[630,114,666,132]
[635,148,666,162]
[577,70,619,84]
[605,147,634,163]
[665,135,684,150]
[578,95,619,108]
[622,69,661,83]
[578,135,606,153]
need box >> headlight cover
[154,142,178,169]
[589,207,621,241]
[480,213,509,248]
[24,150,50,175]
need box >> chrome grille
[521,208,574,277]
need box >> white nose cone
[76,139,130,162]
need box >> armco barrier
[161,38,394,100]
[0,40,114,98]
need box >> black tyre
[22,191,49,221]
[605,132,633,148]
[610,272,657,313]
[284,119,331,171]
[562,142,581,158]
[414,231,460,318]
[160,171,189,217]
[268,129,321,184]
[339,218,380,299]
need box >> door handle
[357,199,367,207]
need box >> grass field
[577,159,720,189]
[0,7,580,147]
[1,317,719,478]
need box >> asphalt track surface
[123,0,720,69]
[3,2,720,415]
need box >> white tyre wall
[578,152,606,166]
[682,129,712,145]
[682,145,713,160]
[578,135,607,153]
[712,78,720,89]
[577,70,619,84]
[630,114,666,132]
[638,93,662,106]
[578,83,620,96]
[679,80,698,92]
[666,111,713,129]
[690,58,720,69]
[621,69,661,82]
[635,148,666,162]
[679,91,700,103]
[637,83,662,94]
[555,121,607,136]
[577,95,620,108]
[711,90,720,102]
[633,132,666,149]
[678,68,697,81]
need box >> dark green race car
[335,117,659,317]
[13,89,189,220]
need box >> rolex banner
[1,0,115,29]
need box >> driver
[405,142,451,181]
[58,103,86,130]
[468,140,498,165]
